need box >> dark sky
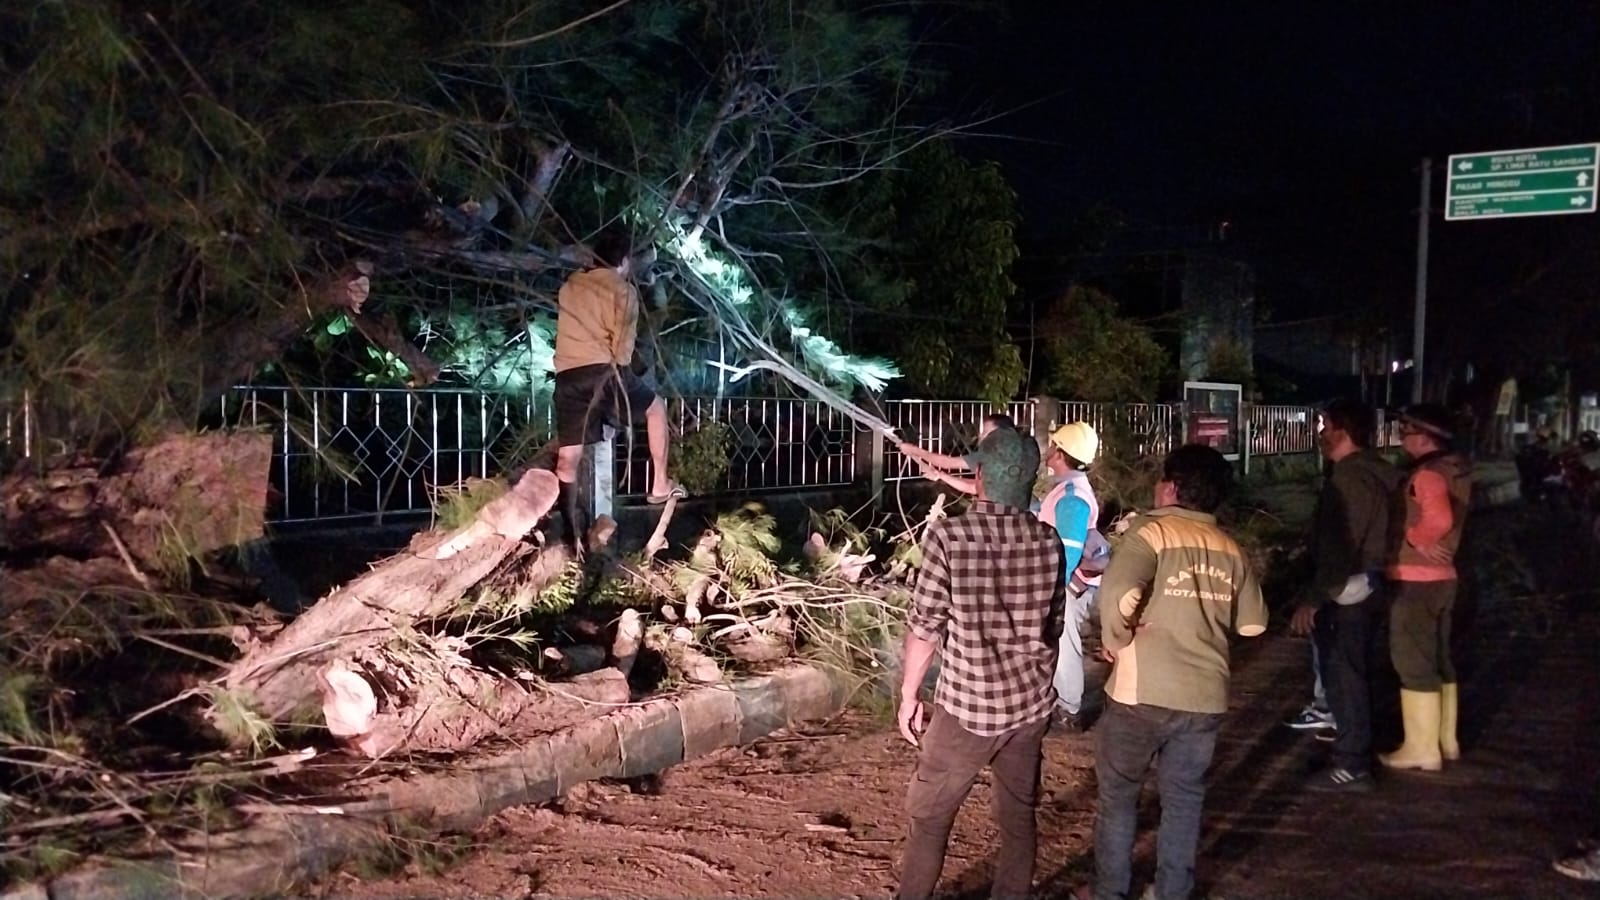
[929,0,1600,379]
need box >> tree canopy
[1035,286,1167,402]
[1,0,1042,450]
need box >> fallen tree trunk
[0,431,273,569]
[322,658,631,758]
[220,469,565,727]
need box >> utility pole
[1412,157,1432,404]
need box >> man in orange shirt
[552,229,683,550]
[1380,404,1472,772]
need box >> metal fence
[882,399,1040,483]
[613,396,858,498]
[1,390,34,464]
[213,386,551,525]
[1059,401,1183,460]
[5,385,1332,525]
[1249,405,1317,456]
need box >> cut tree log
[610,609,644,677]
[319,651,631,758]
[0,430,272,570]
[647,626,722,684]
[219,469,565,728]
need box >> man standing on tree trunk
[895,424,1066,900]
[552,228,684,552]
[1289,399,1401,793]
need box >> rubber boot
[556,479,585,556]
[1439,682,1461,761]
[1379,689,1443,772]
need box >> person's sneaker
[1554,846,1600,881]
[1050,707,1090,734]
[1305,766,1375,793]
[1314,728,1340,743]
[1283,704,1337,731]
[1137,887,1226,900]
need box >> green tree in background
[834,141,1024,403]
[1036,286,1167,402]
[0,0,1033,451]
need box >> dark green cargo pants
[1389,579,1458,690]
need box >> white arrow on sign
[1572,195,1589,206]
[1457,161,1474,172]
[1580,172,1591,187]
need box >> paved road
[329,498,1599,900]
[1035,501,1599,900]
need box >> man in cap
[898,413,1039,501]
[895,423,1066,900]
[1036,422,1108,730]
[1380,403,1472,772]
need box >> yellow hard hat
[1050,422,1099,464]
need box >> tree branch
[199,260,374,402]
[351,309,443,388]
[519,140,571,227]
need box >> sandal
[1554,846,1600,881]
[647,481,688,505]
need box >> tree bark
[0,431,272,569]
[518,140,571,229]
[323,662,631,759]
[219,469,564,726]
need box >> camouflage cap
[965,425,1039,510]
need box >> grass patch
[432,476,509,532]
[201,685,278,756]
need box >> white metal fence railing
[6,385,1342,526]
[1,389,34,464]
[1249,405,1317,456]
[612,396,859,498]
[1058,401,1182,460]
[214,386,550,525]
[881,399,1039,483]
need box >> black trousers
[1314,597,1379,773]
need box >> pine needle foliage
[712,503,781,589]
[3,0,1042,461]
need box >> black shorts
[553,363,658,447]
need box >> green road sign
[1445,142,1599,220]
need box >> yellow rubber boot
[1380,689,1443,772]
[1439,682,1460,761]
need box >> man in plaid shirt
[896,425,1067,900]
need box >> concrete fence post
[856,422,885,509]
[580,425,616,522]
[1029,395,1060,457]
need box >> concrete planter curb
[3,664,850,900]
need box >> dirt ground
[314,500,1600,900]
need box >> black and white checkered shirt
[907,500,1067,736]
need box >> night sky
[933,0,1600,385]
